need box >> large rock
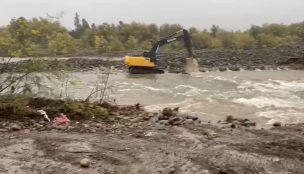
[168,117,182,126]
[184,119,194,125]
[225,115,234,123]
[10,123,21,131]
[162,108,173,116]
[80,158,90,168]
[273,121,282,127]
[162,107,179,117]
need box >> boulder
[159,120,169,125]
[219,67,227,72]
[184,119,194,125]
[273,121,282,127]
[80,158,90,168]
[168,117,182,126]
[241,120,256,127]
[162,108,173,116]
[186,115,198,121]
[10,123,21,131]
[225,115,234,123]
[229,66,240,71]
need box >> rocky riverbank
[1,95,304,173]
[0,43,303,74]
[163,43,304,73]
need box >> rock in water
[10,123,21,131]
[168,117,182,125]
[185,57,199,74]
[80,158,90,168]
[225,115,234,123]
[273,122,282,127]
[184,119,194,124]
[162,108,173,116]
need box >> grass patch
[0,95,109,120]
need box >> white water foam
[269,80,304,92]
[238,80,304,93]
[174,85,208,97]
[174,89,208,97]
[115,82,173,94]
[258,110,304,125]
[208,75,238,84]
[232,96,304,109]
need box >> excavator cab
[143,52,149,57]
[124,29,194,74]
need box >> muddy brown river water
[30,69,304,128]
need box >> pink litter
[53,113,70,125]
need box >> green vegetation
[0,14,303,57]
[0,95,109,120]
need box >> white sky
[0,0,303,30]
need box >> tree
[81,29,95,48]
[0,28,17,56]
[8,17,31,56]
[262,24,289,37]
[107,38,124,52]
[71,13,90,39]
[48,33,78,55]
[280,35,301,44]
[249,25,262,39]
[142,40,152,50]
[1,15,304,57]
[256,33,281,48]
[217,32,236,48]
[210,25,219,38]
[210,38,223,48]
[91,23,96,31]
[234,33,256,49]
[159,24,183,36]
[82,19,90,30]
[191,31,212,49]
[126,36,139,50]
[94,35,108,53]
[74,13,81,30]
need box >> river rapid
[34,69,302,128]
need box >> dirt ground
[1,115,304,174]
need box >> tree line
[0,13,303,57]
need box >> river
[33,69,302,128]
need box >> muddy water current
[29,69,304,127]
[2,57,304,128]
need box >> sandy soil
[1,116,304,174]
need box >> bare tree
[85,66,114,103]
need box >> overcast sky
[0,0,303,31]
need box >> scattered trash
[37,110,51,122]
[53,113,70,125]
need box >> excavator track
[128,67,164,74]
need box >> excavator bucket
[184,57,199,74]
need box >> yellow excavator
[124,29,194,74]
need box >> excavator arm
[147,29,194,63]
